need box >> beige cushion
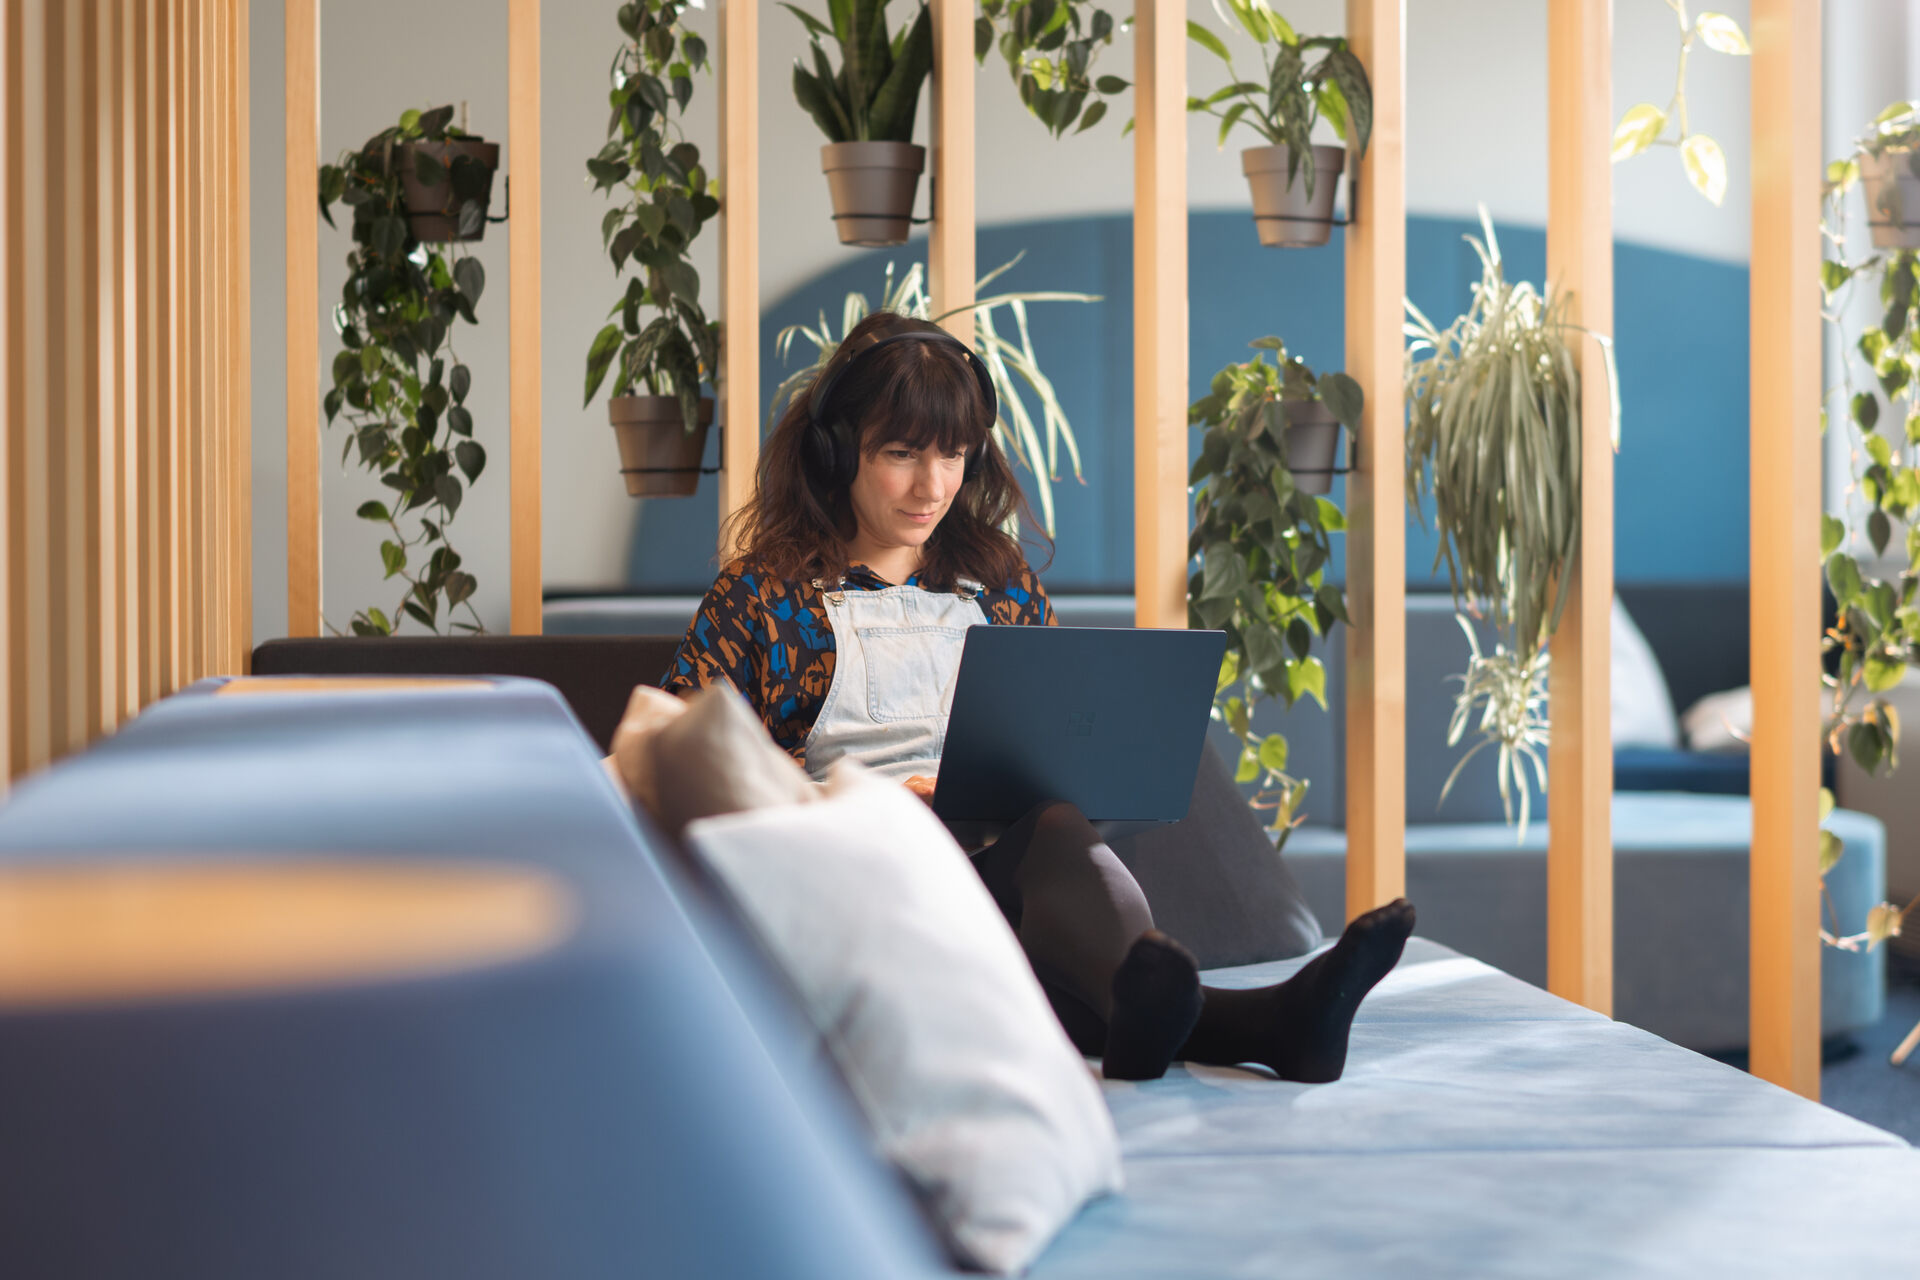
[685,762,1123,1274]
[613,686,816,835]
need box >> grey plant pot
[609,395,715,498]
[399,139,499,243]
[1242,144,1346,248]
[821,142,925,247]
[1283,400,1342,495]
[1860,151,1920,249]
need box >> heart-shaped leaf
[1680,133,1728,205]
[1611,103,1666,161]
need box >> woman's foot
[1179,899,1416,1082]
[1102,931,1204,1081]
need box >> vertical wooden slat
[115,0,139,718]
[182,0,203,682]
[157,0,178,696]
[1749,0,1823,1100]
[1545,0,1615,1014]
[14,0,49,768]
[716,0,758,552]
[204,0,222,675]
[48,0,77,749]
[1132,0,1186,631]
[284,0,320,637]
[87,0,117,737]
[928,0,974,338]
[1342,0,1406,920]
[0,0,11,787]
[234,0,252,671]
[508,0,542,634]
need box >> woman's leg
[969,802,1204,1080]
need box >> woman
[664,311,1414,1082]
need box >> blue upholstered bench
[0,675,1911,1277]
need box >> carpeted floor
[1819,953,1920,1143]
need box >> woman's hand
[904,774,938,805]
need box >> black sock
[1178,899,1415,1083]
[1101,931,1204,1081]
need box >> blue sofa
[0,674,1912,1277]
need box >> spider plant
[1404,206,1618,837]
[770,255,1097,535]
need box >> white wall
[251,0,1775,643]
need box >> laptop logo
[1068,710,1095,738]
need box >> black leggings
[966,800,1156,1056]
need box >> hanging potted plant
[975,0,1128,137]
[1187,3,1371,249]
[787,0,934,247]
[1832,101,1920,250]
[584,1,720,498]
[1187,338,1354,837]
[317,107,493,634]
[1404,209,1618,836]
[320,104,501,243]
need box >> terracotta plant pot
[1242,144,1346,249]
[1283,400,1343,495]
[609,395,715,498]
[1860,151,1920,249]
[399,139,500,242]
[820,142,925,247]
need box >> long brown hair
[723,311,1050,589]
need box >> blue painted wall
[625,212,1749,591]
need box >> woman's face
[846,437,968,556]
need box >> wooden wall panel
[508,0,542,634]
[717,0,758,550]
[1748,0,1824,1100]
[1545,0,1615,1015]
[3,0,252,782]
[928,0,975,337]
[233,0,251,673]
[1132,0,1186,631]
[1342,0,1406,920]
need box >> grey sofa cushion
[1109,743,1323,968]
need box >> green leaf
[454,439,486,483]
[1286,656,1328,708]
[1187,20,1231,63]
[447,406,473,437]
[355,500,390,522]
[1694,12,1751,55]
[1095,74,1129,94]
[1235,744,1260,783]
[411,148,447,188]
[1315,497,1347,532]
[445,570,477,607]
[1317,371,1364,430]
[1822,512,1846,557]
[584,323,623,407]
[366,607,393,635]
[1849,720,1887,773]
[1865,653,1907,693]
[435,473,463,515]
[453,257,485,307]
[1827,551,1864,604]
[403,600,437,631]
[449,363,471,405]
[1870,508,1893,556]
[1680,134,1728,205]
[1611,103,1666,161]
[1854,391,1881,432]
[1819,828,1845,875]
[1257,732,1289,774]
[380,540,406,578]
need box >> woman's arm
[662,562,767,706]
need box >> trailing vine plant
[975,1,1128,137]
[1817,100,1920,952]
[1187,339,1355,837]
[584,0,720,427]
[1403,209,1617,838]
[318,105,487,636]
[1611,3,1749,206]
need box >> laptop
[931,625,1228,827]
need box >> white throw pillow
[1611,597,1682,749]
[1683,685,1753,754]
[684,762,1123,1274]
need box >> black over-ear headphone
[803,330,999,487]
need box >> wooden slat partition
[233,0,252,674]
[1133,0,1186,631]
[928,0,975,337]
[717,0,759,546]
[2,0,250,782]
[1544,0,1614,1014]
[284,0,320,636]
[1749,0,1823,1100]
[1342,0,1406,920]
[508,0,542,634]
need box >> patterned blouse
[662,557,1056,763]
